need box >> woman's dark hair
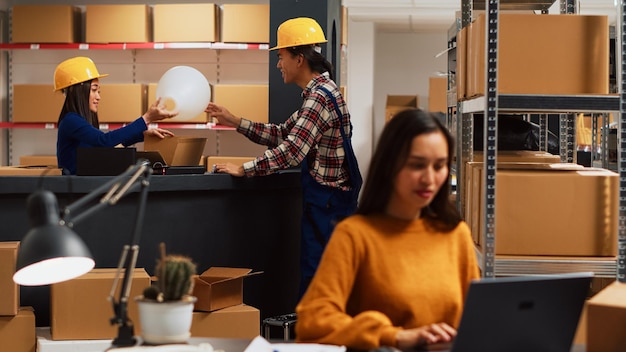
[58,79,99,127]
[357,108,461,230]
[286,45,335,81]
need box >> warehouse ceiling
[343,0,619,33]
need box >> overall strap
[317,86,352,139]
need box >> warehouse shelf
[459,94,619,114]
[472,0,556,11]
[0,42,269,51]
[0,122,235,131]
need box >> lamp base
[110,324,137,348]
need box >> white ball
[156,66,211,121]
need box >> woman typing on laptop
[295,109,480,351]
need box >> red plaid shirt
[237,72,353,190]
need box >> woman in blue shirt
[54,56,177,175]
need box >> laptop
[425,272,593,352]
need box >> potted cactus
[136,243,197,345]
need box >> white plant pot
[135,295,197,345]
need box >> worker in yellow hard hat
[54,56,177,175]
[206,17,362,299]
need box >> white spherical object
[156,66,211,121]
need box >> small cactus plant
[142,242,196,302]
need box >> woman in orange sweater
[295,109,480,351]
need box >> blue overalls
[298,86,363,299]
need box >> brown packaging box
[385,95,419,122]
[147,83,208,123]
[153,4,219,43]
[12,85,65,123]
[144,135,207,167]
[0,242,19,316]
[467,13,608,96]
[0,307,35,352]
[586,280,626,352]
[191,304,260,338]
[470,163,617,256]
[456,26,468,100]
[221,4,270,43]
[212,85,269,124]
[193,267,262,312]
[19,155,58,168]
[0,167,62,176]
[86,5,151,43]
[11,5,81,43]
[50,268,150,340]
[428,76,447,113]
[97,84,145,123]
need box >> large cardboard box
[586,280,626,352]
[428,76,447,113]
[0,242,19,316]
[193,267,261,312]
[50,268,151,340]
[470,163,618,256]
[0,307,35,352]
[221,4,270,43]
[0,167,62,176]
[144,135,207,167]
[86,5,151,43]
[191,304,260,338]
[153,4,219,43]
[147,83,208,123]
[97,84,145,123]
[13,85,65,123]
[19,155,58,168]
[385,95,419,122]
[456,26,468,100]
[467,14,608,97]
[11,5,80,43]
[212,85,269,124]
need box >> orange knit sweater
[295,214,480,350]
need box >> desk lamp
[13,159,153,348]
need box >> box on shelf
[50,268,150,340]
[469,163,617,256]
[191,304,260,338]
[0,242,19,316]
[11,5,80,43]
[586,280,626,352]
[193,267,262,312]
[12,85,65,123]
[0,307,36,352]
[147,83,208,123]
[221,4,269,43]
[19,155,58,168]
[467,13,608,96]
[144,135,207,167]
[428,76,447,113]
[456,26,468,100]
[86,5,151,43]
[385,95,419,122]
[212,85,268,124]
[97,84,145,123]
[0,167,62,176]
[153,4,219,43]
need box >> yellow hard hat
[53,56,108,91]
[270,17,327,51]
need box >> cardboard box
[50,268,151,340]
[0,242,19,316]
[586,280,626,352]
[221,4,270,43]
[13,85,65,123]
[385,95,419,122]
[86,5,151,43]
[0,307,36,352]
[470,163,618,256]
[428,76,447,113]
[97,84,145,123]
[37,327,111,352]
[193,267,261,312]
[206,156,255,169]
[212,85,269,124]
[341,6,348,46]
[467,14,608,96]
[191,304,260,338]
[456,26,468,100]
[144,135,207,167]
[19,155,58,168]
[153,4,219,43]
[0,167,62,176]
[11,5,80,43]
[147,83,208,123]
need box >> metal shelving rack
[451,0,626,280]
